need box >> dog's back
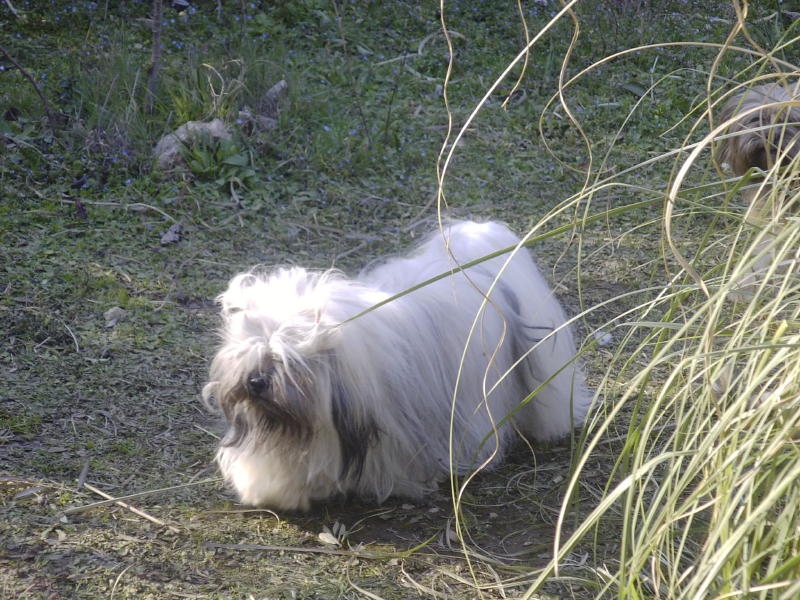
[363,221,592,443]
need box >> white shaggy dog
[203,221,592,511]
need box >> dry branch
[0,44,59,129]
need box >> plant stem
[146,0,163,114]
[4,0,19,17]
[331,0,373,148]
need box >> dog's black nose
[247,375,271,398]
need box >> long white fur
[203,221,592,511]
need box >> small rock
[153,118,231,170]
[257,79,288,119]
[160,222,182,245]
[104,306,127,328]
[237,107,278,133]
[594,330,613,346]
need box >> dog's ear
[330,375,379,480]
[201,381,220,412]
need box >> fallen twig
[83,483,181,534]
[334,240,370,262]
[204,541,387,559]
[58,317,80,353]
[4,0,19,18]
[54,195,178,222]
[76,460,90,489]
[0,44,60,129]
[64,477,221,514]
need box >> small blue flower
[322,125,331,132]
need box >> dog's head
[203,267,385,508]
[719,82,800,176]
[202,268,342,447]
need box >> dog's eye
[247,375,271,398]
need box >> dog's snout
[247,375,271,398]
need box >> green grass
[2,0,799,598]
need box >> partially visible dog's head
[717,81,800,225]
[718,81,800,178]
[716,82,800,298]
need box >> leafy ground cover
[2,0,797,598]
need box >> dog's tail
[445,221,593,442]
[718,81,800,177]
[499,256,592,443]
